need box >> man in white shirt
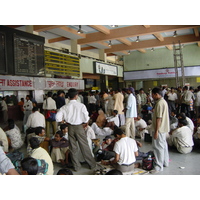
[101,128,139,173]
[106,110,119,127]
[26,107,46,129]
[88,91,97,115]
[194,86,200,120]
[167,119,194,154]
[1,97,8,124]
[56,88,96,171]
[181,86,195,118]
[0,127,9,153]
[43,92,57,137]
[124,88,137,139]
[167,87,178,114]
[177,112,194,133]
[0,147,19,175]
[23,95,33,133]
[135,115,148,138]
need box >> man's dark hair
[183,86,188,90]
[105,169,123,175]
[32,107,38,112]
[171,109,177,115]
[26,95,31,100]
[57,168,73,175]
[152,87,162,96]
[177,112,186,120]
[60,124,68,131]
[198,86,200,90]
[122,88,128,93]
[178,119,188,126]
[8,123,15,130]
[35,126,45,135]
[113,110,118,114]
[55,130,64,138]
[21,157,38,175]
[47,91,52,97]
[57,90,65,96]
[29,137,40,149]
[68,88,78,99]
[113,128,124,137]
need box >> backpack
[142,151,155,171]
[6,150,24,173]
[36,159,48,175]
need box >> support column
[99,49,107,62]
[71,39,81,54]
[99,49,108,91]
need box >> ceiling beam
[120,51,129,55]
[60,26,86,37]
[106,53,115,56]
[33,25,65,32]
[138,49,146,53]
[105,34,200,53]
[153,33,164,41]
[81,46,97,51]
[118,38,132,46]
[143,25,150,28]
[78,25,200,45]
[48,36,69,43]
[89,25,110,35]
[165,45,173,50]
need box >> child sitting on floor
[50,130,70,167]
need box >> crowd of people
[0,84,200,175]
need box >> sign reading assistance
[44,50,80,77]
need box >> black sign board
[0,32,7,74]
[14,34,44,76]
[0,26,45,76]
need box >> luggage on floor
[142,152,155,171]
[6,150,24,173]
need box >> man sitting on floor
[167,119,194,154]
[101,128,140,173]
[27,126,50,155]
[29,137,54,175]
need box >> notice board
[0,32,7,74]
[14,34,44,76]
[44,50,80,77]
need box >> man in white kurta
[167,119,194,154]
[124,89,137,139]
[113,89,125,126]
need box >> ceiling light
[77,25,83,34]
[128,50,131,55]
[136,36,140,42]
[108,40,112,46]
[173,31,177,37]
[151,48,154,51]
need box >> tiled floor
[2,120,200,175]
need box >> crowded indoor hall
[0,25,200,176]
